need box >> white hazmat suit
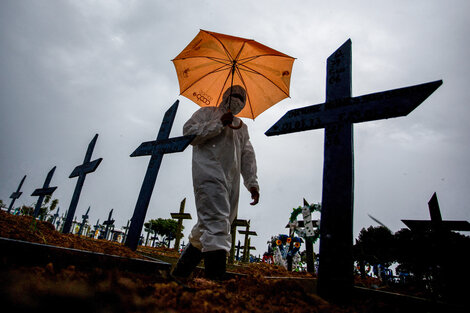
[183,86,259,253]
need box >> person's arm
[241,133,259,205]
[183,108,224,145]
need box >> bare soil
[0,211,386,312]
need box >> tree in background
[394,227,470,303]
[38,195,59,221]
[353,226,395,279]
[145,218,181,248]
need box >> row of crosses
[5,38,444,304]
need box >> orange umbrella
[172,30,295,120]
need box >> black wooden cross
[402,192,470,232]
[235,240,242,261]
[125,100,195,251]
[229,218,249,264]
[266,39,442,302]
[52,207,60,227]
[78,206,91,236]
[103,209,115,240]
[58,211,67,231]
[239,221,257,263]
[122,220,130,243]
[243,237,256,262]
[7,175,26,214]
[32,166,58,218]
[170,198,192,250]
[63,134,103,234]
[92,219,101,238]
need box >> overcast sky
[1,0,469,255]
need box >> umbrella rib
[234,66,255,119]
[204,31,235,63]
[179,64,232,95]
[233,40,250,63]
[237,63,290,98]
[215,69,234,106]
[238,54,295,63]
[173,55,231,66]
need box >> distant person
[172,85,259,280]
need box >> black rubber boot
[203,249,227,281]
[171,243,203,278]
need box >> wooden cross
[7,175,26,214]
[229,218,249,263]
[103,209,115,240]
[31,166,58,218]
[92,219,101,238]
[170,198,192,250]
[402,192,470,232]
[63,134,102,234]
[122,220,130,243]
[51,207,60,226]
[77,206,90,236]
[235,240,242,261]
[125,100,195,251]
[239,221,257,263]
[243,237,256,262]
[266,39,442,302]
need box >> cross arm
[10,191,23,199]
[171,213,192,219]
[265,80,442,136]
[130,135,196,157]
[402,219,470,232]
[69,158,103,178]
[239,231,257,236]
[31,186,57,197]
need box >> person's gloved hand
[249,187,259,205]
[220,112,234,126]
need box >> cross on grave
[92,219,101,238]
[170,198,192,250]
[103,209,115,240]
[122,220,130,243]
[265,39,442,302]
[125,100,195,251]
[235,240,242,261]
[71,217,79,234]
[78,206,91,236]
[243,237,256,262]
[31,166,58,218]
[402,192,470,233]
[58,211,67,231]
[285,200,319,273]
[52,207,60,227]
[229,218,249,264]
[238,221,257,263]
[144,227,153,246]
[63,134,103,234]
[150,234,159,247]
[7,175,26,214]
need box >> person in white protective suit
[172,85,259,280]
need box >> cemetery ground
[0,211,465,313]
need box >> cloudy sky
[1,0,469,255]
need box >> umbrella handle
[228,119,243,130]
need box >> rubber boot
[203,249,227,281]
[171,243,203,278]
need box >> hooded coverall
[183,86,259,253]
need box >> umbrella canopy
[172,30,295,119]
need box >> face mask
[227,96,245,115]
